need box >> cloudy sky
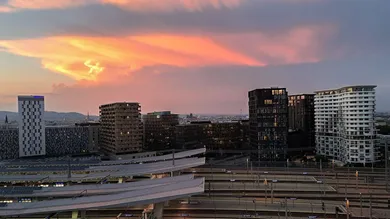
[0,0,389,114]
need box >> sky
[0,0,389,114]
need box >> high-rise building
[99,102,143,154]
[143,111,179,151]
[248,88,288,161]
[18,96,46,157]
[315,85,377,164]
[288,94,315,152]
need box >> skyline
[1,0,390,114]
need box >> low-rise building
[0,126,98,160]
[175,120,249,153]
[143,111,179,151]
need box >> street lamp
[264,178,268,206]
[246,158,249,175]
[253,199,257,216]
[346,199,350,219]
[355,170,359,190]
[332,159,335,171]
[360,193,363,216]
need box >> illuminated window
[274,122,278,127]
[264,100,273,105]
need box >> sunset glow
[0,0,388,114]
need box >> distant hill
[0,111,99,123]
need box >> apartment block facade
[18,96,46,157]
[143,111,179,151]
[248,88,288,161]
[99,102,143,154]
[315,85,377,164]
[288,94,315,151]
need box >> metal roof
[0,157,205,183]
[0,177,205,216]
[1,174,195,198]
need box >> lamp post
[355,170,359,190]
[360,193,363,216]
[332,159,335,172]
[346,199,350,219]
[253,199,257,216]
[271,181,274,204]
[264,178,268,206]
[246,158,249,176]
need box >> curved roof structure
[0,177,205,216]
[0,157,206,183]
[1,175,195,198]
[0,148,206,172]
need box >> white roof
[0,157,205,183]
[2,175,195,198]
[101,148,206,165]
[0,178,205,216]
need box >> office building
[45,126,90,156]
[99,102,143,154]
[18,96,46,157]
[176,124,203,149]
[0,128,18,160]
[175,121,249,153]
[76,122,100,152]
[0,126,97,160]
[248,88,288,161]
[288,94,315,154]
[143,111,179,151]
[376,134,389,164]
[315,85,377,164]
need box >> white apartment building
[18,96,46,157]
[315,86,377,164]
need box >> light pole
[332,159,335,172]
[346,199,350,219]
[264,178,268,206]
[252,199,257,216]
[360,193,363,216]
[356,170,359,190]
[271,181,274,204]
[246,158,249,176]
[386,139,388,192]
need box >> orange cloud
[212,25,334,65]
[0,6,12,12]
[0,34,261,81]
[102,0,242,12]
[2,0,243,12]
[5,0,95,10]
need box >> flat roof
[288,94,314,97]
[18,96,44,101]
[99,102,140,108]
[315,85,377,94]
